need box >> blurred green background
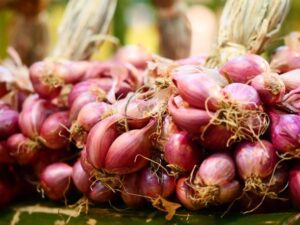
[0,0,299,62]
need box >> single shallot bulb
[235,140,278,198]
[280,87,300,114]
[40,162,73,201]
[172,65,222,110]
[121,172,146,208]
[70,102,111,148]
[87,181,115,204]
[270,46,300,73]
[7,133,40,165]
[269,110,300,156]
[176,153,240,210]
[220,54,269,83]
[139,167,176,199]
[39,111,70,150]
[164,131,201,172]
[251,72,285,105]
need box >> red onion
[7,133,40,165]
[172,66,222,110]
[164,131,201,172]
[140,167,175,199]
[69,89,106,122]
[280,69,300,92]
[121,172,146,208]
[87,181,114,203]
[19,98,57,139]
[289,164,300,209]
[235,140,278,197]
[168,95,211,134]
[176,153,240,210]
[0,107,19,140]
[280,87,300,114]
[29,61,62,99]
[221,83,261,110]
[70,102,110,148]
[0,141,15,164]
[270,46,300,73]
[269,110,300,155]
[251,72,285,105]
[30,61,89,99]
[199,125,233,151]
[87,115,155,174]
[72,160,92,194]
[40,162,73,201]
[39,111,70,150]
[113,45,152,70]
[103,119,155,174]
[220,54,269,83]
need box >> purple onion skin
[269,111,300,154]
[39,111,70,150]
[40,162,73,201]
[139,167,176,199]
[121,173,146,208]
[220,54,269,83]
[87,181,115,204]
[195,153,236,186]
[80,149,95,175]
[289,165,300,209]
[164,131,201,172]
[0,108,19,140]
[234,140,277,180]
[72,160,91,194]
[221,83,261,110]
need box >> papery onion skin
[220,54,269,83]
[121,172,146,208]
[40,162,73,201]
[164,131,201,172]
[269,110,300,154]
[87,181,115,203]
[221,83,261,110]
[280,87,300,114]
[39,111,70,150]
[195,153,235,186]
[234,140,277,180]
[0,108,19,140]
[72,160,92,194]
[139,167,176,199]
[289,165,300,209]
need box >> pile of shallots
[1,41,300,218]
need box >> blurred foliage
[1,0,300,62]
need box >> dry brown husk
[155,0,191,60]
[51,0,117,60]
[206,0,290,68]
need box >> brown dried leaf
[151,196,181,221]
